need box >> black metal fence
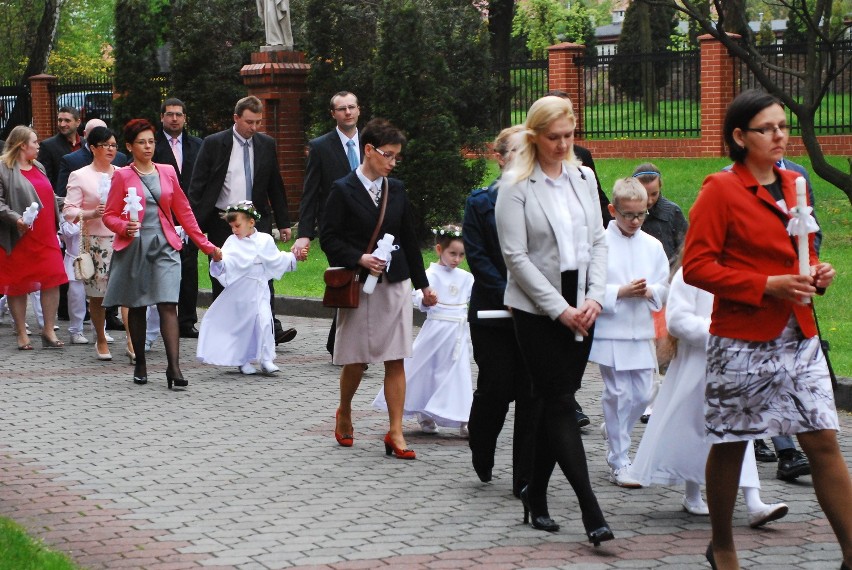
[0,79,31,139]
[494,59,549,130]
[736,41,852,135]
[50,75,114,126]
[575,49,701,138]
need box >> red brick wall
[29,74,57,142]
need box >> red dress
[0,168,67,295]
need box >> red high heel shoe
[384,433,416,460]
[335,409,354,447]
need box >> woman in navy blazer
[103,119,221,390]
[321,118,435,460]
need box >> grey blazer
[0,160,59,253]
[495,162,607,320]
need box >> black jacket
[153,129,203,196]
[37,133,79,190]
[55,145,128,197]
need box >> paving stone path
[1,312,850,569]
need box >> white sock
[685,481,703,503]
[742,486,766,512]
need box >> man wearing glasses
[56,119,129,197]
[153,98,204,338]
[293,91,362,356]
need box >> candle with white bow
[786,176,820,305]
[21,202,39,228]
[123,186,143,238]
[98,173,110,204]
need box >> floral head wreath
[431,226,462,238]
[226,200,261,221]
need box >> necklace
[132,163,156,176]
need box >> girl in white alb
[373,226,474,436]
[197,202,297,375]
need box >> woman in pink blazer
[102,119,221,390]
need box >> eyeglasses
[371,145,402,163]
[95,143,118,149]
[163,112,185,118]
[333,105,358,113]
[615,209,649,222]
[743,124,789,136]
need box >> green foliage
[756,17,776,45]
[169,0,263,136]
[512,0,596,59]
[47,0,116,77]
[372,0,488,236]
[0,517,81,570]
[0,1,46,79]
[112,0,163,133]
[610,0,677,102]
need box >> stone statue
[257,0,293,50]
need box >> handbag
[322,179,389,309]
[73,214,96,281]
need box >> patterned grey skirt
[704,316,839,443]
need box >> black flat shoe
[167,376,188,390]
[586,525,614,547]
[133,375,148,385]
[519,486,559,532]
[706,542,717,570]
[472,455,493,483]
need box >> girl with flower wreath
[373,224,474,436]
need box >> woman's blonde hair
[503,96,578,184]
[0,126,36,169]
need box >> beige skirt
[85,235,115,298]
[333,278,413,365]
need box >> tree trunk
[638,1,658,114]
[21,0,64,82]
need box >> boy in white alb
[197,201,297,375]
[589,178,669,488]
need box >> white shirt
[355,166,382,203]
[542,164,582,271]
[216,127,254,210]
[336,127,360,165]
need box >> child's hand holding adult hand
[212,247,223,262]
[421,287,438,307]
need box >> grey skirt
[333,278,413,365]
[704,316,839,443]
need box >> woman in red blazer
[103,119,221,390]
[683,90,850,570]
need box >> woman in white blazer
[495,96,611,545]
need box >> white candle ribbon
[22,202,39,228]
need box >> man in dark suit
[152,98,203,338]
[37,106,82,190]
[189,95,296,344]
[56,118,129,197]
[292,91,361,355]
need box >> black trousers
[467,322,533,495]
[207,212,276,322]
[177,241,199,329]
[510,271,605,530]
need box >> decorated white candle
[477,310,512,319]
[123,187,143,238]
[22,202,39,228]
[794,177,810,304]
[98,173,110,204]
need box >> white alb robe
[372,263,474,427]
[197,231,296,367]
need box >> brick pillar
[698,34,739,157]
[547,43,587,137]
[29,74,57,142]
[241,50,310,223]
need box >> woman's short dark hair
[724,89,783,163]
[124,119,156,144]
[361,118,406,149]
[87,126,115,148]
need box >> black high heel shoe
[133,375,147,385]
[705,542,717,570]
[519,486,559,532]
[167,375,188,390]
[586,525,614,547]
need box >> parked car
[56,91,113,125]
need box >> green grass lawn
[197,155,850,375]
[0,518,80,570]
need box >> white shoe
[260,361,279,374]
[104,333,115,344]
[144,339,155,352]
[239,363,257,375]
[748,503,788,528]
[417,413,438,434]
[682,495,710,515]
[70,332,89,344]
[459,423,469,438]
[600,422,608,441]
[609,466,642,488]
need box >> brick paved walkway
[1,312,850,569]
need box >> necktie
[370,183,381,206]
[170,137,182,172]
[346,139,358,171]
[242,139,253,200]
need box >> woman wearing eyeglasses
[64,127,130,361]
[320,118,436,460]
[495,96,612,545]
[683,89,851,570]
